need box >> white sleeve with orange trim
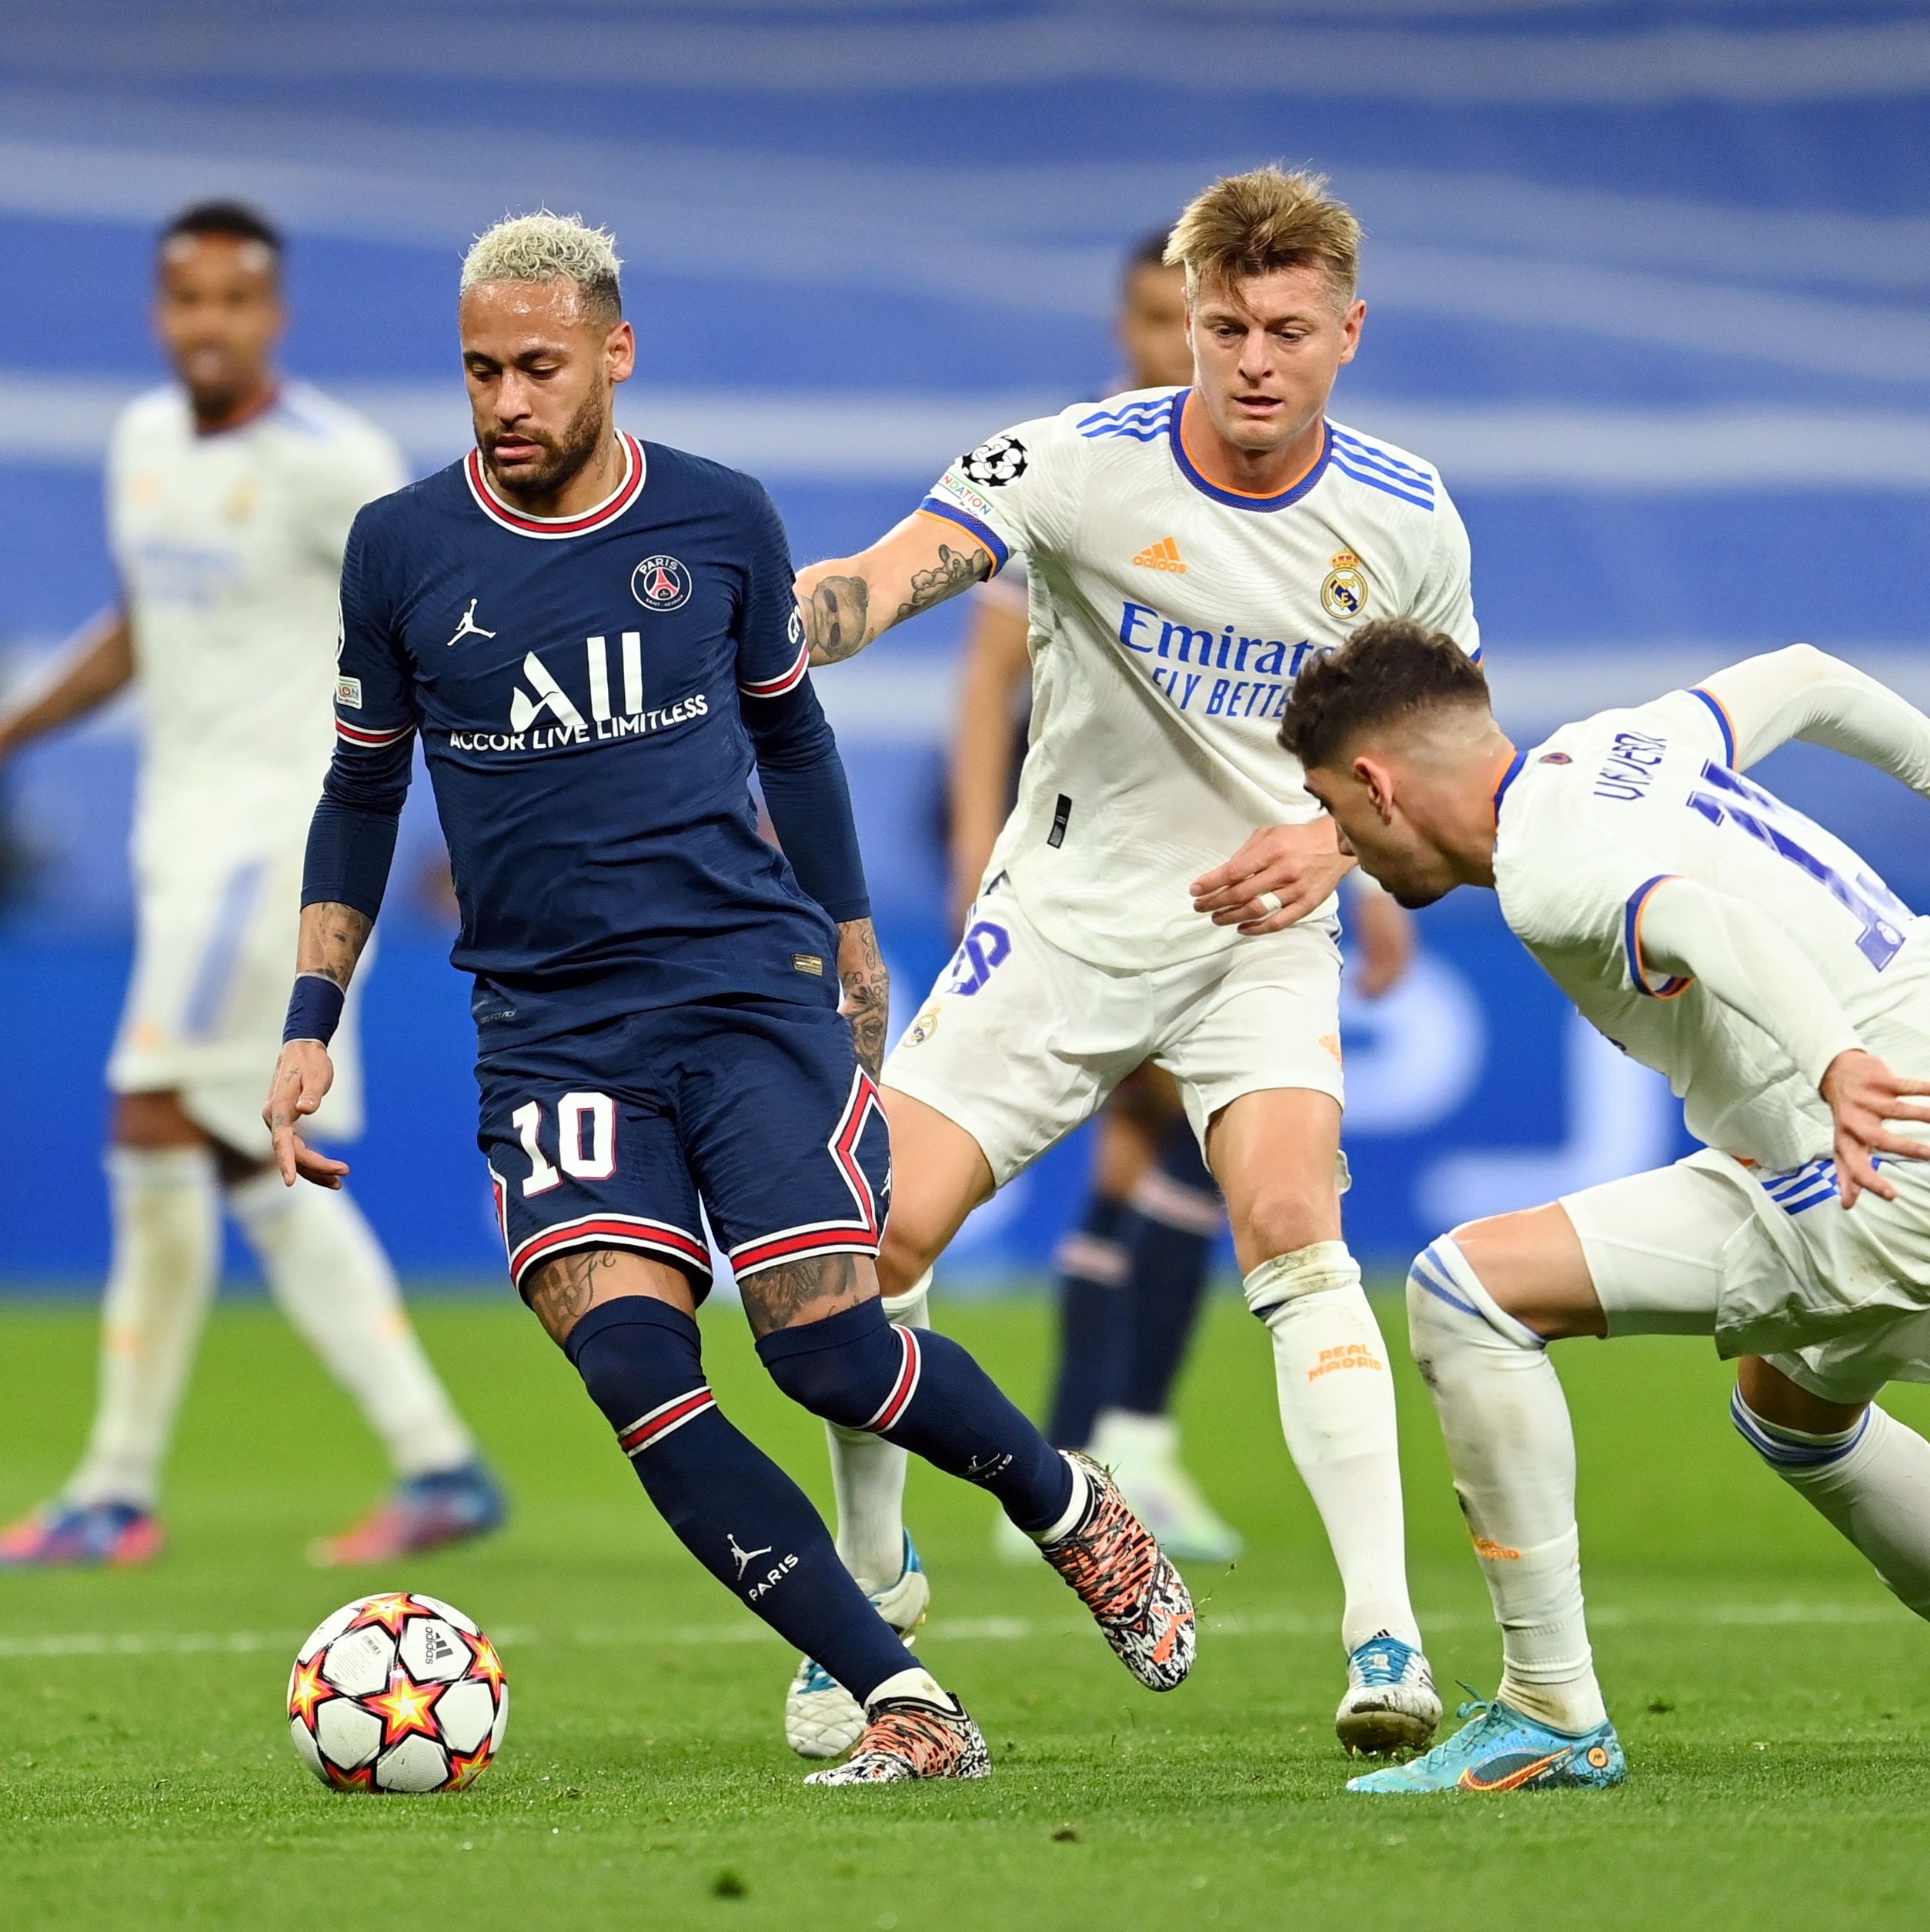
[1681,645,1930,791]
[917,412,1082,577]
[1637,875,1865,1088]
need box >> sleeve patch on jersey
[957,435,1028,487]
[335,675,362,710]
[1624,874,1694,999]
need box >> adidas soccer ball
[288,1593,509,1793]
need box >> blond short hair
[1164,166,1361,312]
[460,211,623,325]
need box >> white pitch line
[0,1600,1907,1663]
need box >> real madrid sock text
[757,1296,1077,1535]
[565,1296,916,1703]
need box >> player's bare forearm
[296,900,375,990]
[1351,886,1414,999]
[0,608,133,762]
[799,516,992,666]
[948,600,1030,932]
[1190,819,1354,936]
[838,916,890,1083]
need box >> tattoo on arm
[838,917,890,1083]
[802,575,871,665]
[740,1252,866,1340]
[296,902,374,991]
[526,1247,620,1347]
[893,542,990,629]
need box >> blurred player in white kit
[0,201,503,1568]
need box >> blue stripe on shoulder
[1328,427,1434,486]
[1328,455,1434,509]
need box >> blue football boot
[786,1530,930,1759]
[1336,1631,1442,1755]
[309,1458,508,1567]
[1347,1693,1627,1794]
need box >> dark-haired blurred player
[0,202,502,1568]
[950,235,1415,1571]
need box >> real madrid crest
[632,554,693,612]
[1321,550,1368,622]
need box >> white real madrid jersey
[920,386,1478,971]
[1496,689,1930,1175]
[107,381,407,863]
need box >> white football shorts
[108,839,366,1157]
[1560,1143,1930,1406]
[883,884,1344,1189]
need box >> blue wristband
[283,973,346,1046]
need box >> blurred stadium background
[2,0,1928,1289]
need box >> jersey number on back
[1686,761,1911,972]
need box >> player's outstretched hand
[1820,1048,1930,1209]
[1190,820,1354,935]
[264,1040,351,1190]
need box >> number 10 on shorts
[511,1093,616,1196]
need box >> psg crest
[632,554,693,612]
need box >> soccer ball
[288,1592,509,1793]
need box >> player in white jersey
[0,201,501,1568]
[1284,622,1930,1794]
[784,167,1478,1759]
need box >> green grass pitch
[2,1286,1928,1930]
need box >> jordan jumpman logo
[446,597,497,647]
[728,1531,773,1579]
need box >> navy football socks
[757,1297,1077,1536]
[1043,1193,1130,1449]
[566,1296,916,1703]
[1117,1120,1222,1416]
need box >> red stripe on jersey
[464,433,646,539]
[336,719,414,746]
[739,639,810,699]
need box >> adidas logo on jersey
[1132,537,1187,573]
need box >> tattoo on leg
[740,1253,870,1339]
[892,543,990,629]
[526,1247,620,1346]
[803,576,870,664]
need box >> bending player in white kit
[786,166,1480,1759]
[0,201,503,1567]
[1285,621,1930,1794]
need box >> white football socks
[65,1146,222,1510]
[226,1170,474,1480]
[826,1270,930,1595]
[1244,1241,1424,1654]
[1733,1392,1930,1619]
[1406,1237,1607,1733]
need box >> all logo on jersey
[1132,536,1187,574]
[633,555,693,612]
[1321,551,1368,621]
[449,637,708,753]
[958,435,1028,488]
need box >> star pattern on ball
[468,1634,507,1699]
[322,1760,377,1793]
[287,1653,333,1731]
[446,1744,493,1790]
[364,1666,447,1748]
[349,1592,420,1638]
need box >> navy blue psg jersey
[323,432,868,1047]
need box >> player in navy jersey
[262,214,1194,1785]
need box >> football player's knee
[1237,1178,1331,1262]
[1405,1236,1545,1367]
[563,1295,710,1438]
[754,1295,902,1429]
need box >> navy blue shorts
[476,1000,890,1300]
